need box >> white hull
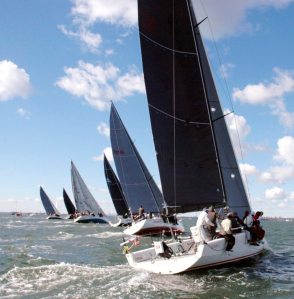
[123,218,185,236]
[125,231,266,274]
[110,217,132,227]
[74,215,109,224]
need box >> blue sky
[1,0,294,217]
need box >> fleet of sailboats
[32,0,268,276]
[119,0,266,274]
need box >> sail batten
[110,103,165,213]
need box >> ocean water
[0,213,293,299]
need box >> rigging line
[149,103,210,126]
[194,17,208,28]
[199,0,252,208]
[212,110,234,123]
[139,31,197,56]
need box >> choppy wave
[0,213,294,298]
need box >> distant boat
[121,0,267,274]
[110,103,184,236]
[63,188,76,219]
[39,187,62,220]
[71,161,109,224]
[103,154,132,227]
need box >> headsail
[40,187,61,216]
[138,0,250,216]
[71,161,105,216]
[104,154,129,216]
[63,188,76,215]
[110,103,165,213]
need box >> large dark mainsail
[104,154,129,216]
[138,0,251,216]
[110,103,165,213]
[71,161,105,216]
[40,187,60,215]
[63,188,76,215]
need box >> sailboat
[39,187,62,220]
[63,188,76,219]
[121,0,266,274]
[71,161,109,224]
[110,103,185,236]
[103,155,132,227]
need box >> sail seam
[139,31,197,56]
[149,103,210,126]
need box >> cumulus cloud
[233,68,294,128]
[274,136,294,165]
[93,146,113,162]
[239,163,258,176]
[71,0,138,27]
[97,122,110,137]
[56,61,145,110]
[59,25,102,53]
[0,60,31,101]
[17,108,31,119]
[260,136,294,183]
[265,186,286,200]
[224,110,251,157]
[192,0,294,40]
[219,63,235,79]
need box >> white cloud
[105,49,114,56]
[219,63,235,79]
[265,186,286,200]
[260,136,294,183]
[274,136,294,165]
[260,165,294,183]
[71,0,138,27]
[192,0,294,40]
[97,122,110,137]
[224,110,251,157]
[17,108,31,119]
[0,60,31,101]
[58,25,102,53]
[239,163,258,176]
[93,146,113,162]
[233,68,294,128]
[56,61,145,110]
